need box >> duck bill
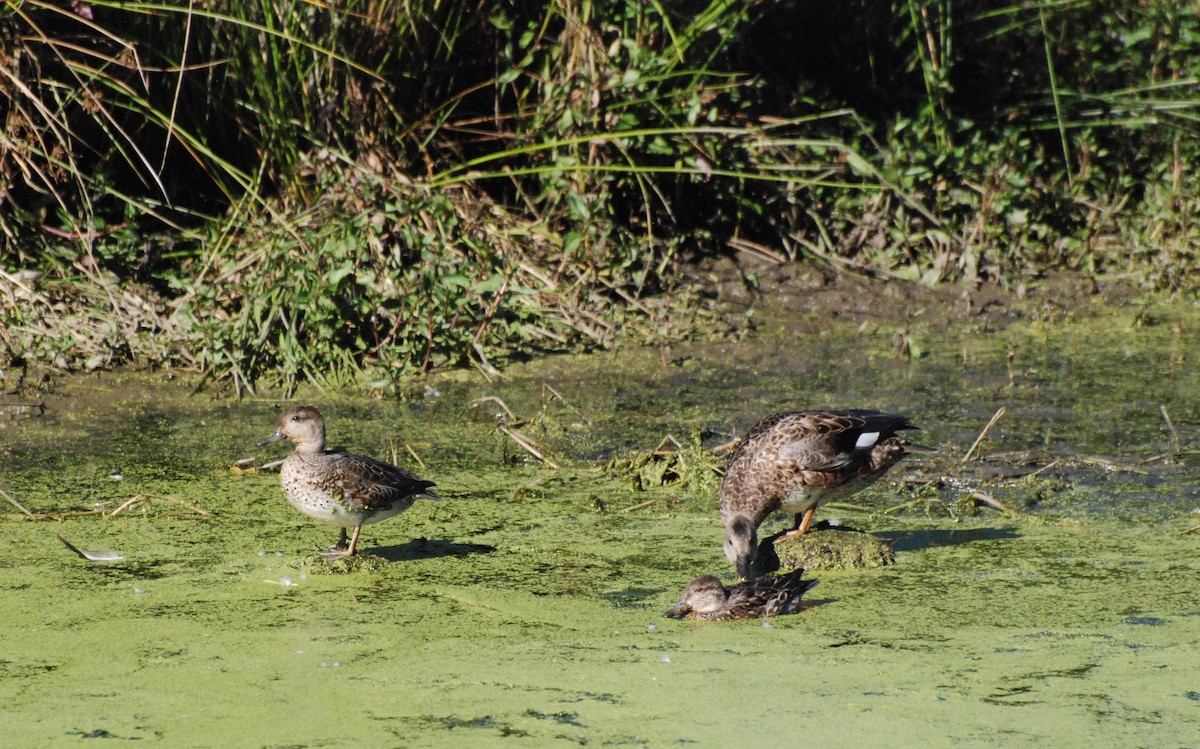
[736,555,756,582]
[256,427,286,447]
[663,602,691,619]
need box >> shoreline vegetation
[2,1,1197,393]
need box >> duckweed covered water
[2,293,1199,747]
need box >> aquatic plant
[604,431,724,496]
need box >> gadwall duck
[720,409,930,579]
[258,405,440,559]
[663,568,820,621]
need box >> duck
[663,568,820,621]
[720,409,930,579]
[257,405,440,559]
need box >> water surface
[2,293,1198,746]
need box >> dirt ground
[689,250,1149,336]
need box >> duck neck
[293,432,326,454]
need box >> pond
[1,284,1198,747]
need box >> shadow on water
[880,526,1020,553]
[600,587,664,607]
[63,560,176,582]
[373,537,497,563]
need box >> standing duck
[257,405,440,559]
[663,568,820,621]
[720,409,930,579]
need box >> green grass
[1,0,1197,389]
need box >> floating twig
[473,395,563,469]
[651,434,685,456]
[620,499,657,513]
[24,500,204,522]
[542,383,591,425]
[470,342,502,379]
[726,237,788,265]
[498,425,561,469]
[968,490,1025,518]
[708,438,739,456]
[109,493,213,518]
[387,439,427,471]
[1160,404,1183,453]
[231,456,284,472]
[403,442,427,470]
[1023,459,1062,479]
[984,449,1040,462]
[1142,450,1200,464]
[1077,456,1148,475]
[471,395,518,422]
[962,406,1006,463]
[19,509,104,521]
[1179,525,1200,536]
[0,485,33,516]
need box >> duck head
[663,575,729,618]
[258,405,326,453]
[723,514,758,581]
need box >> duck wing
[741,569,820,617]
[320,451,439,511]
[774,410,918,472]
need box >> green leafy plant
[2,0,1198,385]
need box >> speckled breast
[279,455,404,528]
[779,469,885,514]
[779,484,826,514]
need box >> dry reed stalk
[962,406,1006,463]
[620,499,658,513]
[498,425,561,469]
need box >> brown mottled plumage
[720,409,930,579]
[663,569,820,621]
[257,405,440,558]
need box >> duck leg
[796,507,817,535]
[319,527,354,559]
[773,507,818,544]
[344,525,363,557]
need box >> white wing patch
[855,431,881,449]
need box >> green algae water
[2,295,1199,747]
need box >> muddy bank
[693,254,1150,333]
